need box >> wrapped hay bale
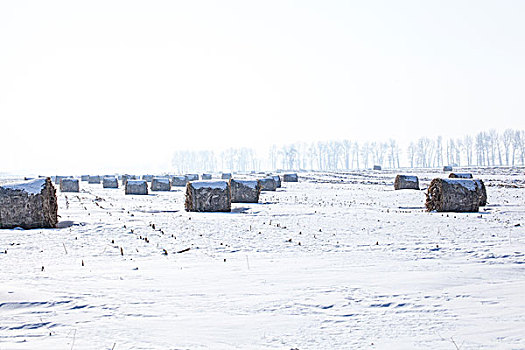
[449,173,473,179]
[474,179,487,206]
[282,173,298,182]
[271,175,282,188]
[60,178,80,192]
[151,178,171,191]
[259,177,277,191]
[425,178,481,212]
[125,180,148,195]
[81,175,89,182]
[0,178,58,229]
[221,173,232,180]
[394,175,419,190]
[171,175,188,187]
[88,175,101,184]
[373,165,382,171]
[185,180,231,212]
[142,175,154,182]
[121,175,129,187]
[443,165,453,172]
[185,174,199,182]
[231,179,260,203]
[201,174,212,180]
[103,177,119,189]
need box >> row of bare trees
[172,129,525,172]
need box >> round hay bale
[60,178,80,192]
[259,177,277,191]
[88,175,101,184]
[103,177,119,189]
[0,178,58,229]
[201,174,212,180]
[185,174,199,182]
[185,180,231,212]
[271,175,281,188]
[171,175,188,187]
[80,175,89,182]
[221,173,232,180]
[373,165,382,171]
[425,178,481,212]
[125,180,148,195]
[394,175,419,190]
[151,178,171,191]
[231,179,260,203]
[449,173,473,179]
[443,165,453,172]
[282,173,298,182]
[142,175,154,182]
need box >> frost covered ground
[1,168,525,349]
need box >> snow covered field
[1,168,525,349]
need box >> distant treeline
[171,129,525,172]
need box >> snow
[126,180,147,186]
[0,178,46,195]
[1,167,524,349]
[233,179,259,189]
[191,180,229,190]
[404,175,418,182]
[153,178,170,184]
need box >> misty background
[1,1,524,174]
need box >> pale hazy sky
[1,1,524,173]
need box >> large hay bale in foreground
[283,173,298,182]
[151,178,171,191]
[394,175,419,190]
[185,174,199,182]
[231,179,260,203]
[171,175,188,187]
[201,174,212,180]
[88,175,101,184]
[425,178,481,212]
[259,177,277,191]
[103,177,119,189]
[221,173,232,180]
[443,165,453,172]
[271,175,281,188]
[373,165,382,171]
[474,179,487,206]
[449,173,473,179]
[0,178,58,229]
[60,178,80,192]
[185,180,231,212]
[125,180,148,195]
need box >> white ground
[1,168,525,349]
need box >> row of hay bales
[393,172,487,212]
[184,173,298,212]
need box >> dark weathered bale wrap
[103,177,119,189]
[151,178,171,191]
[259,177,277,191]
[81,175,89,182]
[394,175,419,190]
[425,178,481,212]
[60,178,80,192]
[185,174,199,182]
[88,175,101,184]
[125,180,148,195]
[443,165,453,172]
[0,178,58,229]
[201,174,212,180]
[231,179,260,203]
[373,165,382,171]
[221,173,232,180]
[282,173,298,182]
[474,179,487,206]
[271,175,281,188]
[185,180,231,212]
[171,175,188,187]
[449,173,473,179]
